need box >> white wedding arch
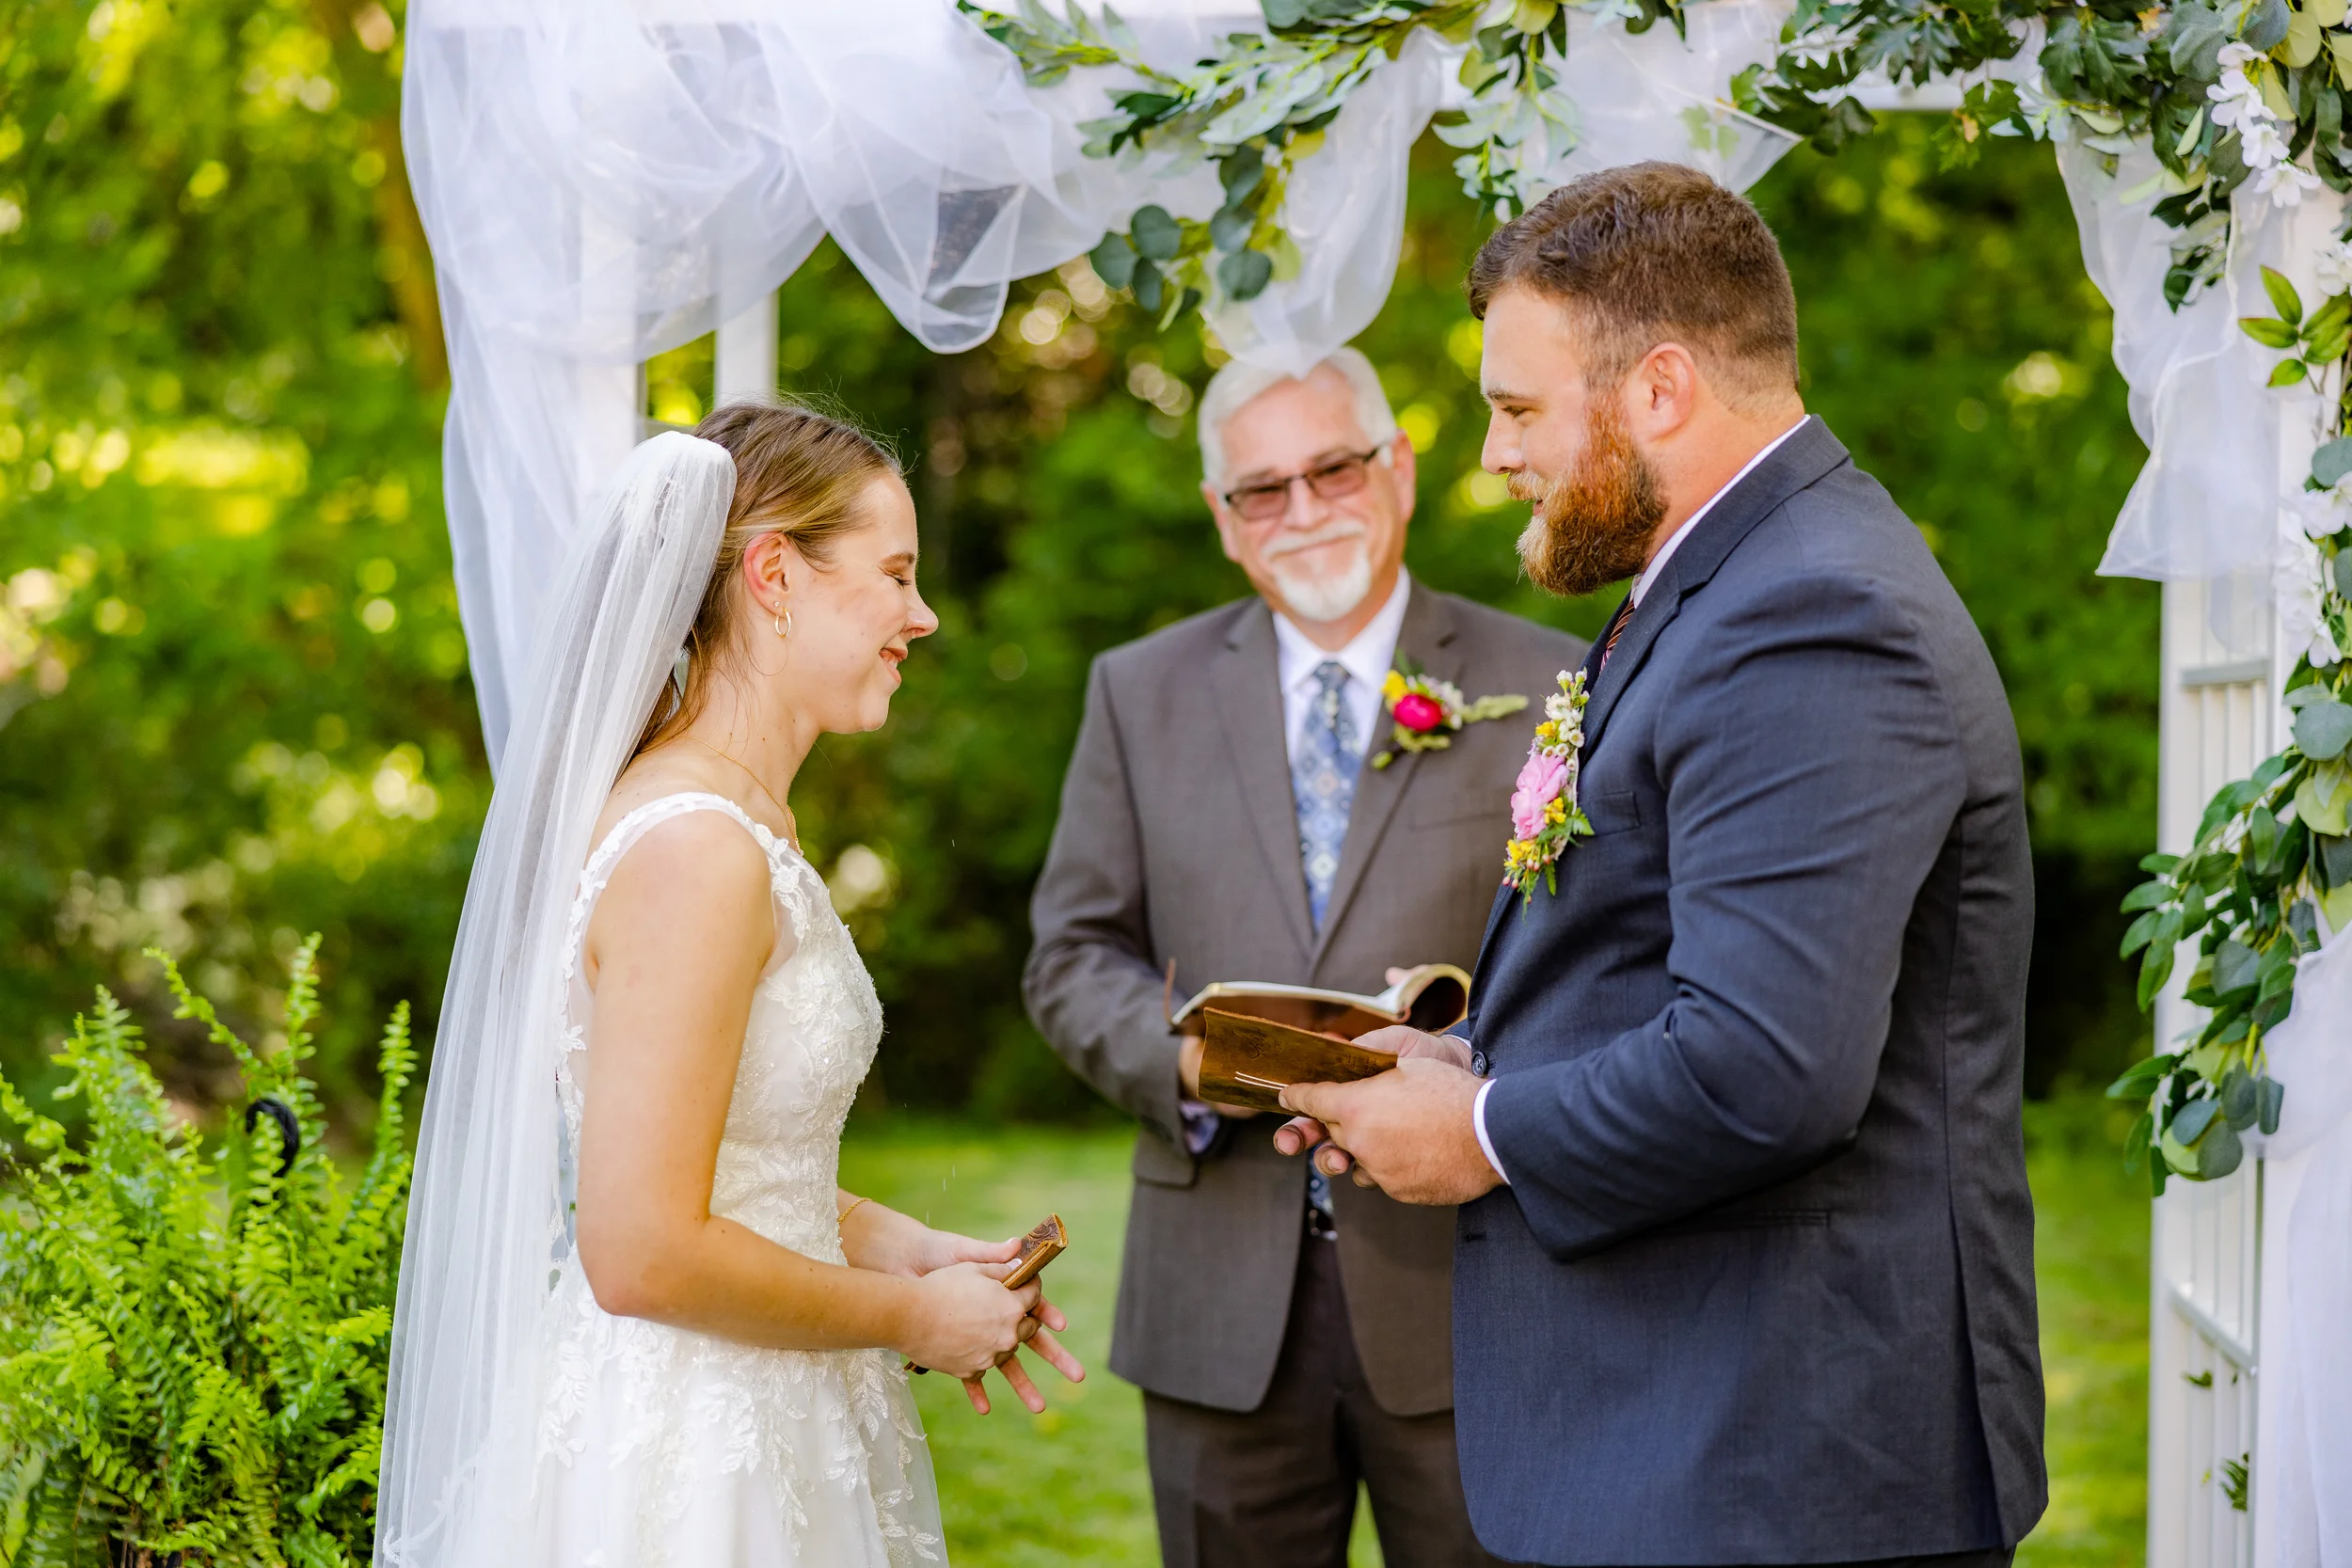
[399,1,2348,1560]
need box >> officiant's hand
[1271,1027,1498,1206]
[1177,1030,1262,1119]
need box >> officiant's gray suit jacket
[1455,417,2046,1564]
[1026,584,1583,1415]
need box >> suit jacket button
[1470,1049,1489,1076]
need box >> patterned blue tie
[1294,660,1362,931]
[1293,661,1359,1239]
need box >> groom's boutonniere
[1503,670,1595,902]
[1368,656,1529,770]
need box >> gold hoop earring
[772,600,790,640]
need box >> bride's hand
[898,1261,1041,1382]
[958,1291,1085,1417]
[841,1197,1018,1280]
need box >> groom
[1278,163,2048,1565]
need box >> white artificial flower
[2258,160,2323,206]
[2317,239,2352,296]
[2219,41,2261,70]
[2290,489,2345,541]
[2244,119,2292,168]
[2313,629,2344,669]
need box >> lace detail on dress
[534,793,937,1567]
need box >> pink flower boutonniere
[1503,669,1595,902]
[1368,656,1529,770]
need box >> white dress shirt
[1470,417,1811,1187]
[1270,567,1412,766]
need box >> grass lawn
[843,1094,2149,1568]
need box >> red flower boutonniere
[1367,655,1529,770]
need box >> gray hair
[1197,346,1399,487]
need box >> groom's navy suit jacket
[1455,418,2046,1565]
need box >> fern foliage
[0,939,412,1567]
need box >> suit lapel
[1312,587,1459,961]
[1213,602,1315,958]
[1580,417,1850,755]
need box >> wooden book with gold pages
[1167,963,1470,1116]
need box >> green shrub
[0,940,410,1567]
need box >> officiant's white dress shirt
[1271,566,1412,755]
[1470,417,1810,1186]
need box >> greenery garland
[967,0,2352,1187]
[0,941,412,1566]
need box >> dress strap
[564,792,802,992]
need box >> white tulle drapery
[2059,142,2340,584]
[2254,931,2352,1568]
[401,0,1797,761]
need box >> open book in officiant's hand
[1165,964,1471,1116]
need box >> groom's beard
[1512,402,1667,598]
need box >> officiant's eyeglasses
[1221,446,1388,523]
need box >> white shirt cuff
[1471,1077,1511,1186]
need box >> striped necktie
[1587,596,1632,681]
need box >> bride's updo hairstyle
[633,399,903,757]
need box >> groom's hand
[1273,1031,1498,1206]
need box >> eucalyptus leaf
[2295,765,2351,835]
[2197,1118,2245,1179]
[1129,204,1182,261]
[1089,231,1136,290]
[2246,0,2292,54]
[1217,247,1274,301]
[2220,1066,2259,1129]
[1209,205,1254,254]
[2295,698,2352,760]
[2125,1110,2153,1169]
[2320,832,2352,889]
[1130,259,1165,312]
[2335,550,2352,599]
[2260,1075,2285,1134]
[2171,1097,2218,1147]
[1217,145,1264,203]
[2287,683,2336,710]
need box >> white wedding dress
[527,790,946,1567]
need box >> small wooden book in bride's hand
[908,1213,1067,1374]
[999,1212,1068,1291]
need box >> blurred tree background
[0,0,2153,1130]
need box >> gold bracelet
[839,1195,874,1227]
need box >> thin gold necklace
[681,735,799,851]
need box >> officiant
[1025,347,1581,1567]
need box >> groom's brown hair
[1466,162,1799,407]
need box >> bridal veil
[375,433,735,1567]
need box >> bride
[375,403,1081,1568]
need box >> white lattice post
[2149,578,2273,1568]
[716,292,781,406]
